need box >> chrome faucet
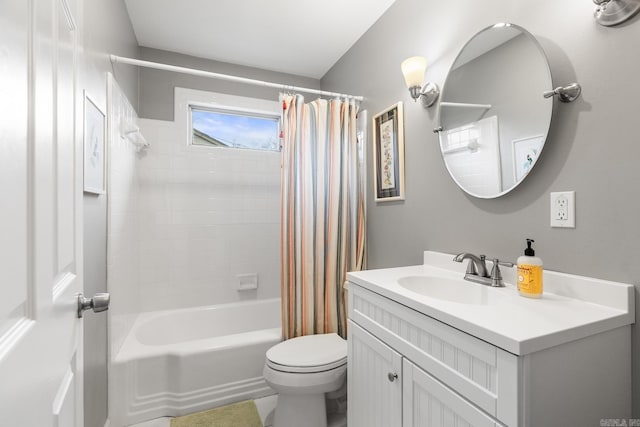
[453,253,489,278]
[453,253,513,287]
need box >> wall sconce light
[401,56,440,108]
[593,0,640,26]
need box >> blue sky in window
[192,109,279,150]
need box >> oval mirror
[437,23,553,198]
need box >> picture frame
[512,135,544,182]
[372,102,405,202]
[83,91,106,194]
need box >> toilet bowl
[263,333,347,427]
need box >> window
[444,124,480,151]
[190,105,280,151]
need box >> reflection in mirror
[437,24,553,198]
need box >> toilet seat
[266,333,347,373]
[266,358,346,373]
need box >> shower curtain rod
[110,55,364,101]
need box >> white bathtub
[109,298,282,427]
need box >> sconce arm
[543,83,582,103]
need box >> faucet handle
[490,258,514,287]
[493,259,514,268]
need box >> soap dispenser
[517,239,543,298]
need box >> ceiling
[124,0,397,79]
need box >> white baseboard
[113,376,274,426]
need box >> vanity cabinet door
[348,320,402,427]
[403,359,501,427]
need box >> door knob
[387,372,398,382]
[77,292,110,318]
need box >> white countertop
[346,251,635,355]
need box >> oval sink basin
[397,276,499,305]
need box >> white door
[0,0,85,425]
[347,320,402,427]
[402,359,499,427]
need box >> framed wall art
[83,91,106,194]
[512,134,544,182]
[372,102,405,202]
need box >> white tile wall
[442,115,502,197]
[136,116,281,312]
[106,74,143,358]
[107,87,282,319]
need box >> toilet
[263,333,347,427]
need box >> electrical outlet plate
[550,191,575,228]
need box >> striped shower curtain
[280,94,365,339]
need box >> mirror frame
[436,23,554,199]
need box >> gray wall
[321,0,640,416]
[80,0,138,426]
[138,47,321,121]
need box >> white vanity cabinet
[347,274,633,427]
[348,319,501,427]
[348,284,516,427]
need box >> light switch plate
[550,191,575,228]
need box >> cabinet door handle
[387,372,398,382]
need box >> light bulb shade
[401,56,427,89]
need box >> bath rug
[170,400,263,427]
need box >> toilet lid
[266,333,347,373]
